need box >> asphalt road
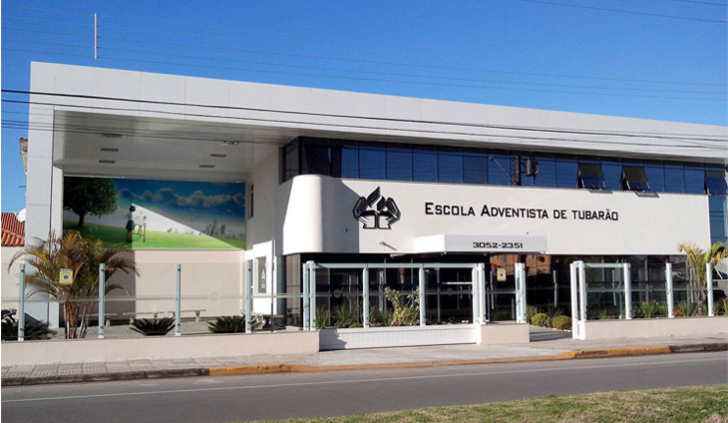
[3,352,727,423]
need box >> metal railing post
[666,262,674,319]
[624,263,632,320]
[706,263,714,317]
[471,266,479,324]
[308,262,316,330]
[419,265,426,326]
[578,261,587,340]
[175,264,182,336]
[363,265,370,328]
[18,264,26,342]
[570,262,578,339]
[98,263,106,339]
[479,264,486,324]
[302,263,310,331]
[245,261,252,333]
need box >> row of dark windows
[282,137,727,196]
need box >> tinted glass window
[301,140,331,176]
[684,164,704,194]
[664,163,684,193]
[705,170,727,195]
[386,146,413,181]
[488,152,512,186]
[283,141,299,182]
[555,155,578,188]
[413,146,438,182]
[601,159,622,191]
[709,195,727,245]
[438,147,463,183]
[463,150,488,185]
[359,144,386,180]
[644,161,665,192]
[341,143,359,178]
[532,155,556,188]
[578,164,605,189]
[621,166,650,191]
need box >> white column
[302,262,310,331]
[98,264,106,339]
[174,264,181,336]
[245,261,253,333]
[706,263,714,317]
[624,263,632,320]
[419,266,426,327]
[514,263,526,323]
[18,264,26,342]
[308,262,316,330]
[478,264,486,324]
[471,267,479,324]
[578,261,587,341]
[363,266,370,328]
[570,262,578,340]
[666,262,674,319]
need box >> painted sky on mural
[63,178,246,241]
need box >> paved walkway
[2,327,726,386]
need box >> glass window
[577,163,605,189]
[341,143,359,178]
[256,256,267,294]
[282,140,299,182]
[533,154,556,188]
[709,195,727,245]
[301,139,332,176]
[359,144,386,180]
[555,155,578,188]
[684,164,704,194]
[463,149,488,185]
[644,161,665,192]
[413,146,438,182]
[664,163,684,193]
[601,158,622,191]
[705,170,728,195]
[620,166,650,191]
[438,147,463,183]
[488,152,512,186]
[386,145,413,181]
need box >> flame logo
[352,187,401,230]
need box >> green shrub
[531,313,550,327]
[130,317,175,336]
[208,315,245,333]
[639,301,658,319]
[526,306,539,323]
[331,304,361,328]
[716,298,728,316]
[368,306,393,327]
[653,301,668,317]
[552,315,572,330]
[384,287,419,326]
[315,307,330,329]
[1,315,56,341]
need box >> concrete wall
[480,323,530,345]
[582,317,728,340]
[1,331,318,365]
[1,247,23,308]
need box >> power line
[2,27,90,38]
[519,0,727,23]
[5,89,725,140]
[667,0,727,6]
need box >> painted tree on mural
[63,177,118,228]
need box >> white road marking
[3,356,725,404]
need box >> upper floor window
[577,164,605,190]
[706,170,728,195]
[621,166,650,191]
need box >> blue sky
[2,0,726,213]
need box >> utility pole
[94,13,98,60]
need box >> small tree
[9,231,138,338]
[63,177,118,228]
[678,242,728,316]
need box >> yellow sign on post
[60,269,73,285]
[496,268,507,282]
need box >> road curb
[4,342,725,386]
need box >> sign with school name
[424,202,619,222]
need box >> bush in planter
[531,313,550,327]
[208,315,245,333]
[1,314,56,341]
[552,315,572,330]
[130,317,175,336]
[526,305,539,324]
[331,304,361,328]
[315,307,330,330]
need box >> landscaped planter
[319,324,478,350]
[576,316,728,340]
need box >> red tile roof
[1,212,25,247]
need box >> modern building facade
[17,62,728,333]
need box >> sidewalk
[3,327,726,387]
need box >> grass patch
[63,221,244,249]
[251,385,727,423]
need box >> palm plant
[9,230,138,339]
[678,242,728,316]
[131,317,175,336]
[208,315,246,333]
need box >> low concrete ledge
[582,316,728,340]
[1,331,319,366]
[480,322,530,345]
